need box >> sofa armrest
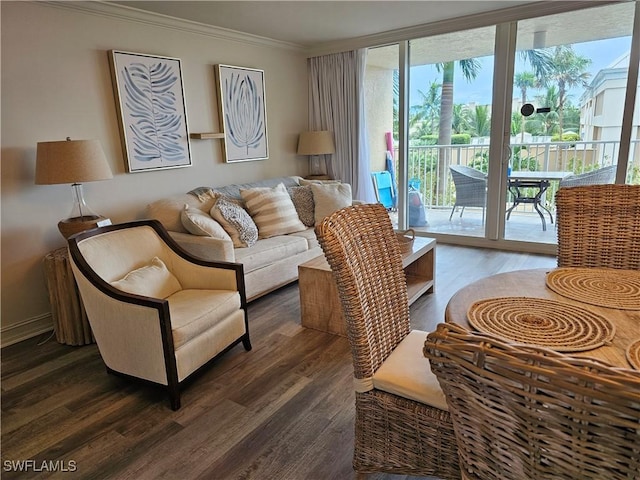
[168,231,235,262]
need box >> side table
[43,247,94,346]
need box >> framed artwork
[109,50,192,172]
[215,64,268,163]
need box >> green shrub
[451,134,471,145]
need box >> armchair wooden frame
[68,219,251,410]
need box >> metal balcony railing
[393,139,640,210]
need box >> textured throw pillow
[240,183,307,238]
[180,204,231,241]
[210,198,258,248]
[311,183,352,225]
[287,185,315,227]
[111,257,182,299]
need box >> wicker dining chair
[425,322,640,480]
[556,184,640,270]
[315,203,460,479]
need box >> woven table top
[546,268,640,311]
[626,338,640,370]
[467,297,616,352]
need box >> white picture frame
[215,64,269,163]
[109,50,192,172]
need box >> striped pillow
[240,183,307,238]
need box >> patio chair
[425,322,640,480]
[68,219,251,410]
[558,164,616,188]
[449,165,487,222]
[315,203,460,479]
[556,184,640,270]
[371,170,396,210]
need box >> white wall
[1,2,309,346]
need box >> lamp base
[58,216,110,239]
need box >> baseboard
[1,314,53,348]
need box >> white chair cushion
[167,289,241,348]
[373,330,448,411]
[111,256,182,299]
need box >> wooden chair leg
[242,333,252,351]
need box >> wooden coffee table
[298,237,436,336]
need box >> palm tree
[468,105,491,137]
[411,80,442,136]
[545,46,591,135]
[435,59,481,196]
[451,104,470,135]
[514,71,537,142]
[528,86,560,136]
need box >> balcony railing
[393,139,640,210]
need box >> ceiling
[110,1,537,47]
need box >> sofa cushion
[234,235,309,273]
[146,193,218,233]
[167,289,241,348]
[287,227,320,250]
[240,183,307,238]
[311,183,353,225]
[210,198,258,248]
[180,204,231,241]
[111,256,182,299]
[287,185,315,227]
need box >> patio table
[445,267,640,370]
[506,171,572,231]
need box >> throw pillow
[311,183,352,225]
[287,185,315,227]
[210,197,258,248]
[180,204,232,241]
[111,257,182,299]
[240,183,307,238]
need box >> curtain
[308,50,376,202]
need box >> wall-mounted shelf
[190,133,225,140]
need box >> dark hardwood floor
[1,245,556,480]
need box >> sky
[409,36,632,109]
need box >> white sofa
[146,176,352,301]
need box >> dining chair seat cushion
[167,289,242,348]
[372,330,448,411]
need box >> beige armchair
[68,219,251,410]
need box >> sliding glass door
[363,1,639,251]
[504,2,637,244]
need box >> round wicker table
[445,268,640,370]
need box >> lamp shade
[297,131,335,156]
[35,138,113,185]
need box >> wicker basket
[395,229,415,254]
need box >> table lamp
[36,137,113,238]
[297,130,335,176]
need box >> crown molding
[304,1,621,58]
[40,1,306,52]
